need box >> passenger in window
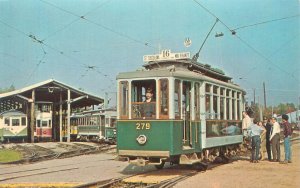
[221,124,240,135]
[142,88,155,118]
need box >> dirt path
[175,140,300,188]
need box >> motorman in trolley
[142,88,155,119]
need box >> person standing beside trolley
[248,119,266,163]
[270,117,281,162]
[263,117,272,161]
[280,114,292,164]
[242,111,252,138]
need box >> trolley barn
[0,79,103,142]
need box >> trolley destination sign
[143,50,190,62]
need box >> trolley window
[174,79,181,119]
[220,88,225,119]
[42,121,48,127]
[159,79,169,119]
[119,81,129,119]
[110,118,116,127]
[194,82,200,120]
[21,117,26,126]
[131,79,156,119]
[205,84,213,119]
[37,120,41,127]
[4,118,10,126]
[12,118,20,126]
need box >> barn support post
[67,89,71,142]
[59,91,63,142]
[30,89,35,143]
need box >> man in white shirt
[270,117,281,162]
[242,111,251,137]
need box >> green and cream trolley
[117,50,245,169]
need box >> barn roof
[0,79,103,112]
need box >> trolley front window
[4,118,10,126]
[12,118,20,126]
[42,121,48,127]
[131,79,156,119]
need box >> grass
[0,149,22,163]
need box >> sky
[0,0,299,107]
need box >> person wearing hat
[141,88,156,118]
[280,114,292,164]
[263,117,272,161]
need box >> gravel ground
[0,148,156,185]
[175,140,300,188]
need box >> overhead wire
[39,0,154,49]
[192,0,299,83]
[0,18,85,86]
[41,0,113,41]
[232,14,300,31]
[38,0,135,88]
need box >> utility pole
[263,82,267,109]
[253,88,256,105]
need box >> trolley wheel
[155,161,165,169]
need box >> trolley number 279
[136,122,151,130]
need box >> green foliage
[0,85,15,94]
[248,102,297,120]
[0,149,22,163]
[262,103,297,118]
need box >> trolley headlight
[136,135,147,145]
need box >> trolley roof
[117,59,244,93]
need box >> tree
[263,103,297,118]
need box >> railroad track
[75,137,300,188]
[74,163,208,188]
[1,143,116,164]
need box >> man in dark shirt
[280,114,292,164]
[142,88,156,118]
[263,117,272,161]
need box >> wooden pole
[30,89,35,143]
[59,91,63,142]
[67,89,71,142]
[263,82,267,109]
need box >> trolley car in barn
[117,50,245,168]
[0,109,28,142]
[63,108,117,143]
[34,102,53,141]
